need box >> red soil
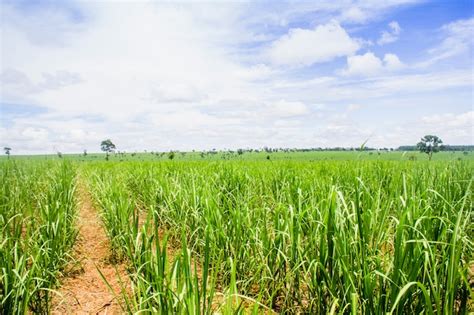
[51,182,129,314]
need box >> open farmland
[4,150,474,162]
[1,156,473,314]
[2,0,473,313]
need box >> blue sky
[1,0,473,154]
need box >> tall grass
[88,169,226,313]
[5,158,469,313]
[0,161,77,314]
[86,159,473,314]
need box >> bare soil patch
[52,181,129,314]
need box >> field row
[1,162,77,314]
[1,160,473,314]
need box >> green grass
[1,157,472,314]
[0,161,78,314]
[2,150,473,162]
[86,159,473,313]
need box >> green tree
[168,151,175,160]
[417,135,443,160]
[4,147,11,159]
[101,139,116,161]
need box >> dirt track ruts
[52,181,128,314]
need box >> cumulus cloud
[267,21,360,67]
[383,53,404,69]
[0,1,472,153]
[342,52,404,76]
[378,21,401,45]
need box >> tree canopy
[4,147,11,158]
[101,139,116,152]
[417,135,443,160]
[100,139,116,160]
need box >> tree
[83,149,87,157]
[4,147,11,159]
[417,135,442,160]
[101,139,116,161]
[168,151,175,160]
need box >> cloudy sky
[1,0,473,154]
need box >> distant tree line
[397,145,474,151]
[220,147,392,153]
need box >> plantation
[1,156,473,314]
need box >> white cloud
[331,110,474,148]
[419,17,474,66]
[234,64,275,81]
[378,21,401,45]
[0,1,472,153]
[421,111,474,127]
[39,71,83,90]
[383,53,404,70]
[335,1,423,24]
[314,115,374,147]
[267,21,360,66]
[270,69,471,106]
[1,2,260,119]
[347,104,361,111]
[21,127,49,142]
[339,7,369,24]
[387,111,474,146]
[389,21,401,32]
[344,52,383,76]
[362,70,471,94]
[342,52,404,76]
[0,68,83,104]
[435,18,474,58]
[271,100,309,117]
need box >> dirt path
[52,181,129,314]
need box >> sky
[0,0,473,154]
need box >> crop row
[0,161,77,314]
[86,160,473,314]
